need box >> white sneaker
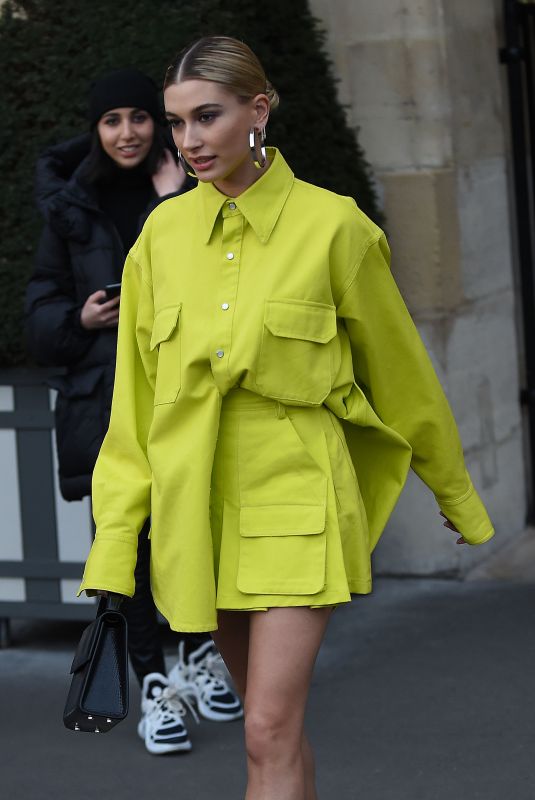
[138,673,193,754]
[168,641,243,722]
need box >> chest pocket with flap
[149,304,182,405]
[256,299,338,405]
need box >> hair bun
[265,79,280,111]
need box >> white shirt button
[216,349,224,358]
[226,252,234,260]
[221,303,229,310]
[228,202,237,210]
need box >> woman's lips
[190,156,216,171]
[118,145,141,158]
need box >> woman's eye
[167,119,182,129]
[133,114,148,124]
[104,118,118,126]
[199,113,217,123]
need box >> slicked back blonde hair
[164,36,279,111]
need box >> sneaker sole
[137,719,192,754]
[144,739,192,755]
[196,698,244,722]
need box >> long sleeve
[24,225,95,366]
[79,249,157,596]
[338,233,494,545]
[34,133,91,219]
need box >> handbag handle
[97,593,125,615]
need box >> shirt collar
[197,148,294,244]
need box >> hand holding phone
[104,282,121,300]
[80,289,120,330]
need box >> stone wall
[308,0,526,575]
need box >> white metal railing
[0,368,95,644]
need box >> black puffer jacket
[25,134,192,500]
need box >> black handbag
[63,594,129,733]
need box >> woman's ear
[252,93,270,129]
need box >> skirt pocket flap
[240,504,326,537]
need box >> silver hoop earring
[249,128,267,169]
[177,149,197,178]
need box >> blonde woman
[81,37,494,800]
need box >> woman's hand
[80,291,120,330]
[440,511,466,545]
[151,148,187,196]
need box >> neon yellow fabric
[79,148,494,631]
[211,389,369,611]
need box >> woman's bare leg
[243,607,331,800]
[211,609,250,699]
[212,607,329,799]
[301,734,318,800]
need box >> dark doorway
[501,0,535,520]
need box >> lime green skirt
[209,388,372,611]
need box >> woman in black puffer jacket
[25,70,242,755]
[26,70,193,500]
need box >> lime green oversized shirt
[79,148,494,631]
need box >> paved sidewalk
[1,577,534,800]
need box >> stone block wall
[308,0,526,575]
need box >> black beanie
[88,68,160,127]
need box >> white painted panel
[0,578,25,602]
[49,388,57,411]
[61,580,94,604]
[0,430,23,559]
[50,433,93,562]
[0,386,14,411]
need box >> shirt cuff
[77,535,138,597]
[436,482,495,545]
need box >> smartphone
[104,282,121,300]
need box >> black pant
[121,520,211,687]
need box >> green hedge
[0,0,381,366]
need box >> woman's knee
[244,707,301,765]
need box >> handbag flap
[70,610,124,674]
[70,618,100,674]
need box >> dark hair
[83,123,168,184]
[164,36,279,110]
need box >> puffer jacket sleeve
[79,245,156,597]
[24,225,95,366]
[34,134,90,219]
[338,232,494,546]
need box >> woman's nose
[182,125,200,152]
[119,120,134,140]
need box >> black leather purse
[63,594,129,733]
